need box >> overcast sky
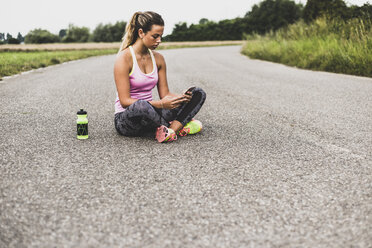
[1,0,369,37]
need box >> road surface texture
[1,46,371,247]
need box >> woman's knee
[114,115,128,136]
[115,118,140,137]
[191,87,206,103]
[128,99,160,127]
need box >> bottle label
[77,123,88,137]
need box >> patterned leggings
[114,87,206,136]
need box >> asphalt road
[1,46,371,247]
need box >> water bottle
[77,109,88,139]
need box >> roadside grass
[0,49,117,80]
[241,17,372,78]
[0,41,243,80]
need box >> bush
[165,18,247,41]
[303,0,355,23]
[8,37,20,44]
[92,21,126,42]
[24,29,60,44]
[244,0,303,34]
[62,24,90,43]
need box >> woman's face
[140,25,164,50]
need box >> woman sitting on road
[114,11,206,142]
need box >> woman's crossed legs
[114,87,206,137]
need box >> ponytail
[119,12,141,51]
[119,11,164,52]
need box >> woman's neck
[132,40,149,55]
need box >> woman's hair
[119,11,164,51]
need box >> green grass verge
[0,49,117,80]
[241,18,372,78]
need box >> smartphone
[184,86,196,95]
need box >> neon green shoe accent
[179,119,202,136]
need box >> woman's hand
[183,89,193,102]
[161,94,189,109]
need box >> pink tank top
[115,46,158,114]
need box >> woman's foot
[156,125,177,143]
[178,119,203,137]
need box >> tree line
[1,0,371,44]
[165,0,372,41]
[0,21,126,44]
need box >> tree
[164,17,247,41]
[111,21,127,41]
[6,33,12,41]
[17,32,24,43]
[59,29,67,39]
[92,23,111,42]
[303,0,348,23]
[166,22,189,41]
[199,18,209,25]
[349,3,372,19]
[244,0,303,34]
[0,33,4,44]
[62,24,90,42]
[92,21,127,42]
[8,37,20,44]
[164,0,303,41]
[24,29,60,43]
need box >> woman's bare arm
[114,50,139,108]
[155,52,171,99]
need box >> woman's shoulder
[115,48,133,66]
[152,50,164,59]
[152,50,166,66]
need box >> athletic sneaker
[156,125,177,143]
[178,119,203,137]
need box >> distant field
[0,41,244,51]
[0,41,244,79]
